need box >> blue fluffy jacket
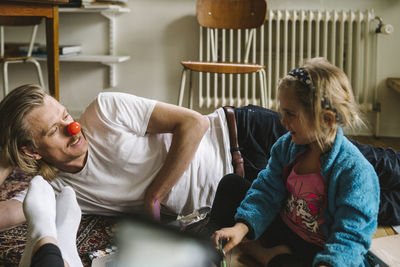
[235,128,380,266]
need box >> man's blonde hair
[0,84,58,180]
[278,57,364,151]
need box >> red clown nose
[67,121,81,135]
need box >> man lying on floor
[0,83,399,234]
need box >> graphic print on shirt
[284,179,324,233]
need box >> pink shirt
[280,161,327,246]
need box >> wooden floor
[228,135,400,267]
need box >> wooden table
[0,0,68,100]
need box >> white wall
[2,0,400,137]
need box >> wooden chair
[178,0,268,109]
[0,16,45,97]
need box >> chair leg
[178,67,187,106]
[188,70,193,109]
[258,69,266,108]
[3,62,9,97]
[30,58,45,91]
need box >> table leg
[45,6,59,100]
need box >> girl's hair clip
[288,67,314,91]
[288,67,341,122]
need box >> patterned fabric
[0,169,32,200]
[0,169,117,267]
[76,216,117,267]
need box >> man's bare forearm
[143,103,209,205]
[143,102,210,216]
[155,122,207,197]
[148,114,209,201]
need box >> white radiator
[197,9,377,110]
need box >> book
[59,45,82,55]
[31,53,80,59]
[82,3,127,9]
[368,234,400,267]
[95,0,128,3]
[60,0,82,7]
[19,44,81,56]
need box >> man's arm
[143,102,210,216]
[0,199,26,232]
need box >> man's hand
[213,222,249,254]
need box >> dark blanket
[351,141,400,225]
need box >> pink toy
[153,198,161,221]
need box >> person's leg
[238,216,293,267]
[184,174,251,238]
[238,241,292,267]
[234,105,287,181]
[264,216,322,267]
[240,216,322,267]
[55,186,83,267]
[209,173,251,228]
[19,176,58,267]
[31,243,65,267]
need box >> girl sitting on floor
[213,57,380,267]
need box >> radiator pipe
[374,16,394,34]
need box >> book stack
[19,44,82,58]
[60,0,127,8]
[81,0,127,9]
[95,0,128,3]
[60,0,82,7]
[82,0,95,6]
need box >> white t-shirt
[15,92,232,216]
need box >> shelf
[36,54,131,64]
[57,4,131,88]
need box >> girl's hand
[213,222,249,254]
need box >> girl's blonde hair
[278,57,364,151]
[0,84,58,181]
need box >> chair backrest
[194,0,268,109]
[197,0,267,29]
[0,17,44,57]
